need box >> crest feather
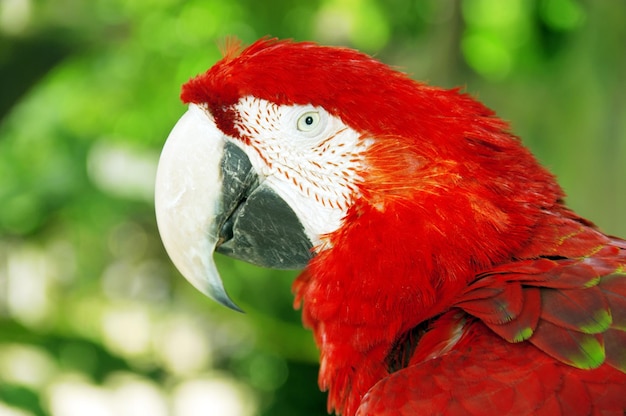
[218,36,244,61]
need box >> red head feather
[184,39,503,151]
[182,38,563,268]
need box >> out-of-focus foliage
[0,0,624,415]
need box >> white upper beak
[154,104,240,310]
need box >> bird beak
[155,104,313,311]
[155,104,242,310]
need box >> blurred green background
[0,0,624,415]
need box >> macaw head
[155,38,561,310]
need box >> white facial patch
[231,96,369,249]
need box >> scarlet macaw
[154,39,626,415]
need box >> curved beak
[155,104,313,311]
[155,104,242,310]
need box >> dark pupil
[305,116,314,125]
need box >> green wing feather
[457,238,626,373]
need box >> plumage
[155,38,626,415]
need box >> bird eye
[297,111,320,132]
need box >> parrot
[154,38,626,415]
